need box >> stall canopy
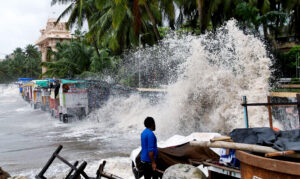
[33,80,49,87]
[61,79,85,84]
[18,78,33,83]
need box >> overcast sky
[0,0,70,59]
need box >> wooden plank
[270,92,298,98]
[281,84,300,88]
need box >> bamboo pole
[190,141,278,153]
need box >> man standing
[141,117,158,179]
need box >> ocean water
[0,84,137,178]
[0,20,273,178]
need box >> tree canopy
[0,45,41,83]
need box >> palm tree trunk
[87,20,101,59]
[92,36,101,59]
[197,0,205,33]
[144,2,161,41]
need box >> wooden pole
[297,94,300,127]
[243,96,249,128]
[267,96,273,129]
[210,136,232,142]
[190,141,278,153]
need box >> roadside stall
[17,78,33,96]
[58,79,88,123]
[49,80,60,118]
[23,82,34,102]
[40,79,54,111]
[31,80,49,109]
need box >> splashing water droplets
[91,20,272,137]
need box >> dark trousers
[141,161,159,179]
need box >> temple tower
[36,18,72,74]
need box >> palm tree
[41,36,95,78]
[138,0,162,40]
[51,0,102,57]
[89,0,161,53]
[281,0,300,39]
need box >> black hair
[144,117,155,128]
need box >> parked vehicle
[58,79,89,123]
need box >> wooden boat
[236,150,300,179]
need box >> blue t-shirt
[141,128,158,162]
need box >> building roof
[35,18,72,45]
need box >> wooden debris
[210,136,232,142]
[265,150,297,158]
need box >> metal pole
[65,161,79,179]
[241,102,299,106]
[36,145,63,179]
[138,35,141,88]
[243,96,249,128]
[71,161,88,179]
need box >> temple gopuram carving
[36,18,72,74]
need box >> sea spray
[162,20,272,134]
[0,20,273,178]
[90,20,272,137]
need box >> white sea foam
[90,20,272,137]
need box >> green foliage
[283,45,300,68]
[158,27,170,38]
[286,45,300,61]
[291,77,300,84]
[0,45,41,83]
[41,31,119,78]
[235,2,260,27]
[45,0,300,84]
[272,88,300,92]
